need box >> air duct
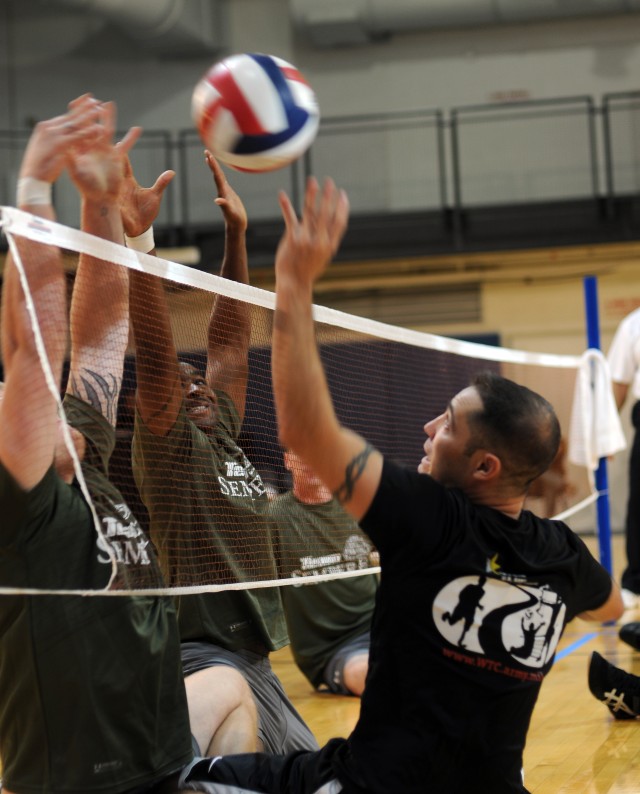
[290,0,640,47]
[53,0,223,57]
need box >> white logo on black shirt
[96,503,151,566]
[434,576,565,669]
[218,455,267,499]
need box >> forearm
[66,200,129,420]
[2,242,66,380]
[273,273,382,519]
[612,381,628,412]
[10,200,66,375]
[208,226,251,351]
[0,200,67,490]
[72,200,128,355]
[272,275,339,458]
[129,269,182,428]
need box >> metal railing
[1,92,639,238]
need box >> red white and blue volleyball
[191,53,320,173]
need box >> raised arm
[203,152,250,421]
[0,97,101,490]
[120,158,180,436]
[66,100,141,426]
[271,178,383,521]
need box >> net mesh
[0,206,594,596]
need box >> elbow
[277,423,297,455]
[277,419,313,461]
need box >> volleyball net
[0,206,612,595]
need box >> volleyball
[191,53,320,173]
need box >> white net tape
[0,206,601,596]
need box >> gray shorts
[181,642,319,754]
[322,632,370,695]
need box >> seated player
[176,177,623,794]
[270,450,377,696]
[0,97,193,793]
[122,152,317,756]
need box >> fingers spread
[153,170,176,194]
[118,126,143,156]
[278,190,298,231]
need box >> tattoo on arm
[69,369,121,425]
[333,443,374,505]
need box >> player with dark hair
[176,178,623,794]
[0,97,193,794]
[124,153,317,757]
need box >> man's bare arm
[66,101,141,425]
[204,153,251,421]
[0,97,102,490]
[271,178,383,521]
[577,578,624,623]
[612,381,629,412]
[120,157,182,436]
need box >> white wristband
[16,177,52,206]
[125,227,155,253]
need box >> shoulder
[614,309,640,340]
[374,457,447,503]
[63,394,115,469]
[0,460,87,545]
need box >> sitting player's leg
[230,651,319,754]
[179,739,347,793]
[183,641,263,754]
[322,632,370,696]
[589,651,640,720]
[185,664,259,755]
[342,652,369,697]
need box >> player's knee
[185,665,258,753]
[186,665,255,711]
[342,652,369,697]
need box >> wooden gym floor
[271,532,640,793]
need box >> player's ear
[473,452,501,481]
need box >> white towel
[568,348,626,472]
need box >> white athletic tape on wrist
[16,177,52,206]
[125,226,155,253]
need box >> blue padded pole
[583,275,613,574]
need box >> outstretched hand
[276,177,349,288]
[205,150,248,233]
[67,100,142,203]
[18,94,104,184]
[120,156,175,238]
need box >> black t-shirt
[334,459,612,794]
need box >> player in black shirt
[178,179,623,793]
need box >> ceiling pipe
[52,0,223,56]
[290,0,640,47]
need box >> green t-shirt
[269,492,378,688]
[0,395,192,794]
[132,391,287,654]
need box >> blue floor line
[554,632,598,662]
